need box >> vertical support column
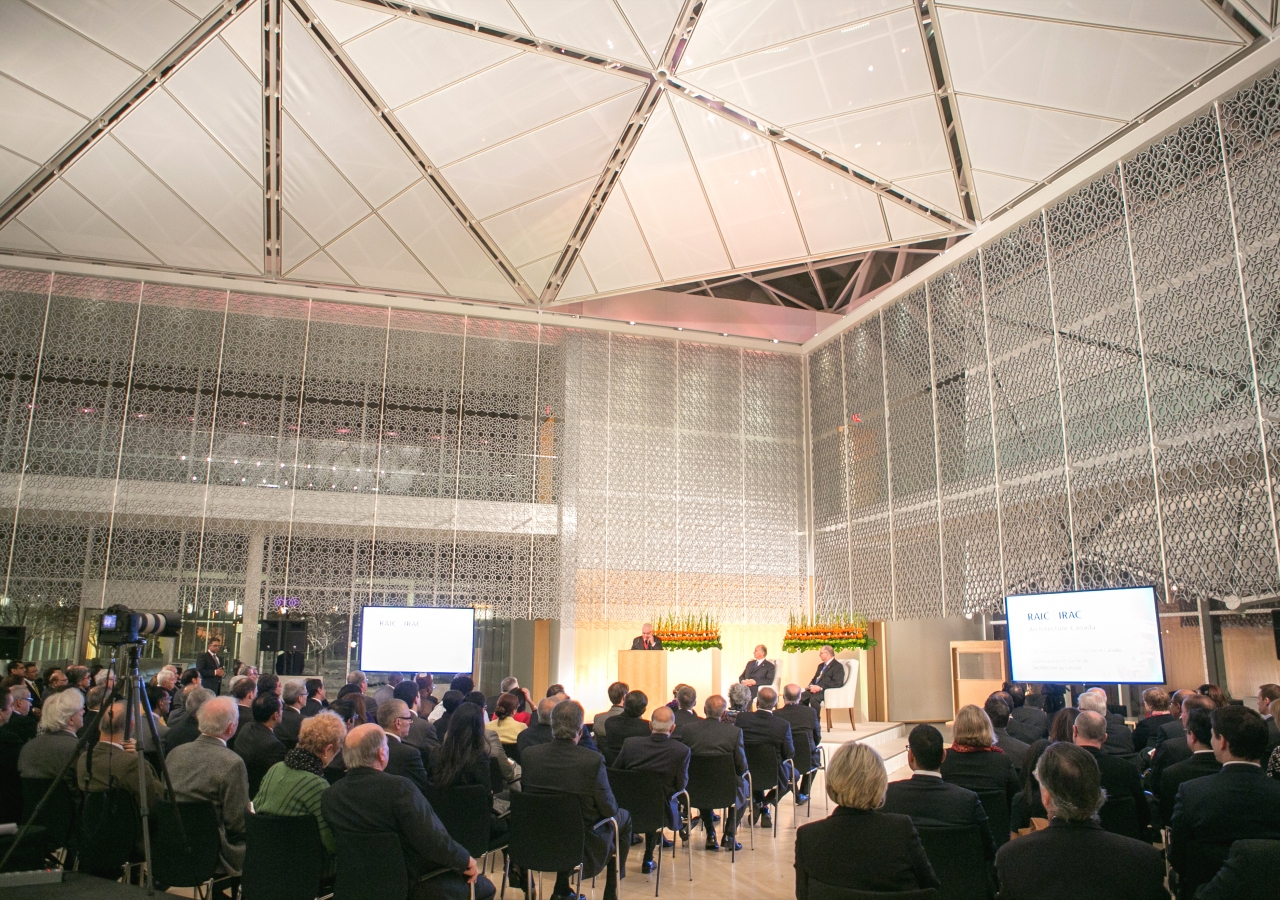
[1042,210,1079,587]
[838,334,853,617]
[366,306,391,613]
[880,312,897,619]
[263,0,283,277]
[800,354,816,622]
[739,348,747,624]
[283,301,312,653]
[447,317,469,602]
[977,254,1008,600]
[923,282,948,615]
[674,341,681,609]
[602,334,612,619]
[241,528,266,664]
[190,292,230,625]
[528,324,543,619]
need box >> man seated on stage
[775,684,821,804]
[674,695,748,851]
[615,706,690,873]
[801,646,845,713]
[738,645,775,701]
[735,687,794,829]
[631,623,662,650]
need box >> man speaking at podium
[631,623,663,650]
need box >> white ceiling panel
[971,169,1036,213]
[791,95,950,182]
[18,180,159,264]
[681,8,930,127]
[308,0,392,42]
[558,257,596,299]
[113,89,262,268]
[0,220,56,253]
[681,0,911,70]
[938,1,1243,43]
[412,1,530,34]
[220,1,262,76]
[672,97,806,266]
[283,8,419,208]
[882,198,949,241]
[171,0,220,16]
[777,148,886,254]
[397,52,637,166]
[379,181,520,302]
[286,249,354,284]
[895,171,963,218]
[26,0,199,69]
[936,7,1239,120]
[281,114,371,248]
[345,16,520,111]
[579,188,660,292]
[442,89,640,218]
[164,38,263,180]
[508,1,648,66]
[283,212,318,266]
[482,179,594,267]
[327,214,445,294]
[618,98,728,279]
[616,0,682,66]
[956,94,1119,183]
[517,254,557,295]
[0,1,140,117]
[0,146,37,200]
[63,135,255,272]
[0,77,86,163]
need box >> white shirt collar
[913,770,943,778]
[1222,760,1261,768]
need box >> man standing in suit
[275,681,306,750]
[735,686,794,829]
[522,700,632,900]
[615,706,690,873]
[378,698,431,795]
[197,638,226,697]
[301,678,327,717]
[995,742,1166,899]
[1003,682,1048,743]
[800,645,845,714]
[593,681,628,740]
[1257,683,1280,755]
[1169,705,1280,899]
[674,695,748,851]
[883,724,995,861]
[605,690,651,761]
[630,623,662,650]
[322,723,493,900]
[776,684,821,803]
[233,693,287,797]
[1073,711,1148,836]
[1157,707,1221,827]
[738,645,775,702]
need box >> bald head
[344,722,389,770]
[650,706,675,735]
[536,696,558,725]
[1074,710,1107,746]
[757,686,778,711]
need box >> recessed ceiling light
[772,339,778,343]
[629,321,635,325]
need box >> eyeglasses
[396,716,412,722]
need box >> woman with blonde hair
[940,703,1020,805]
[794,742,938,898]
[254,710,346,857]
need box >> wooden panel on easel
[950,640,1007,719]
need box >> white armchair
[821,658,859,731]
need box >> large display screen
[358,606,475,673]
[1005,586,1165,684]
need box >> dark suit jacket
[995,819,1166,900]
[1157,750,1220,826]
[2,714,37,744]
[196,651,224,696]
[0,728,25,825]
[229,703,252,749]
[322,766,474,900]
[1169,762,1280,897]
[1081,745,1148,832]
[671,708,699,731]
[616,733,690,827]
[994,726,1030,773]
[516,721,553,757]
[736,709,794,760]
[1102,713,1136,757]
[939,747,1019,803]
[300,698,326,717]
[605,714,651,757]
[775,703,821,767]
[405,712,440,752]
[675,718,748,775]
[630,636,662,650]
[385,734,431,794]
[1266,716,1280,755]
[162,714,202,754]
[1146,732,1192,794]
[233,721,287,797]
[1155,718,1185,747]
[1008,706,1048,742]
[738,659,775,699]
[795,807,939,899]
[522,737,623,877]
[882,773,996,860]
[274,706,303,750]
[805,660,845,704]
[1196,837,1280,900]
[1133,712,1174,751]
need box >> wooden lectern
[618,650,666,710]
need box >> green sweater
[253,761,335,854]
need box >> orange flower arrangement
[653,614,721,651]
[783,611,875,652]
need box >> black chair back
[687,754,740,812]
[22,777,76,849]
[606,767,668,835]
[426,783,494,859]
[792,731,818,773]
[974,790,1010,848]
[502,741,521,765]
[808,881,940,900]
[488,756,506,794]
[1099,795,1141,840]
[77,788,140,875]
[745,743,780,792]
[149,800,222,888]
[334,829,408,900]
[243,813,326,900]
[508,790,586,875]
[915,824,990,900]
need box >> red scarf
[949,743,1004,753]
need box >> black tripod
[0,641,181,895]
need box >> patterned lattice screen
[810,70,1280,624]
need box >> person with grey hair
[80,685,109,740]
[616,705,690,872]
[522,700,632,900]
[164,686,215,753]
[322,723,493,900]
[673,694,749,851]
[725,682,751,724]
[275,679,307,750]
[801,645,846,713]
[995,742,1166,899]
[1079,688,1135,755]
[167,696,251,881]
[1072,709,1148,835]
[736,686,795,829]
[777,683,822,803]
[76,698,165,826]
[378,698,430,793]
[18,687,83,780]
[3,684,36,742]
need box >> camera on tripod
[97,604,182,646]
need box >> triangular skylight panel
[882,198,949,241]
[411,0,530,35]
[941,0,1243,42]
[482,179,596,272]
[577,185,661,294]
[776,147,887,255]
[327,215,445,295]
[956,95,1121,185]
[558,258,596,301]
[305,0,393,42]
[506,1,649,67]
[896,172,964,220]
[971,170,1037,214]
[615,0,683,66]
[15,180,157,264]
[791,96,952,184]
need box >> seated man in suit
[378,698,430,794]
[985,694,1029,774]
[301,678,327,717]
[75,697,166,823]
[516,696,558,757]
[605,690,651,761]
[1073,711,1148,837]
[1157,706,1220,827]
[1169,704,1280,899]
[592,681,628,741]
[322,723,493,900]
[1003,682,1048,743]
[631,623,662,650]
[228,676,256,748]
[799,645,845,715]
[1147,693,1214,794]
[522,700,632,900]
[883,723,995,861]
[1258,683,1280,756]
[775,684,821,803]
[738,645,775,702]
[674,694,749,851]
[233,692,287,797]
[1078,689,1135,757]
[615,706,691,872]
[275,680,306,750]
[671,685,699,730]
[735,686,794,829]
[995,742,1166,900]
[1196,837,1280,900]
[395,680,439,753]
[167,696,251,881]
[164,687,214,753]
[1133,686,1175,752]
